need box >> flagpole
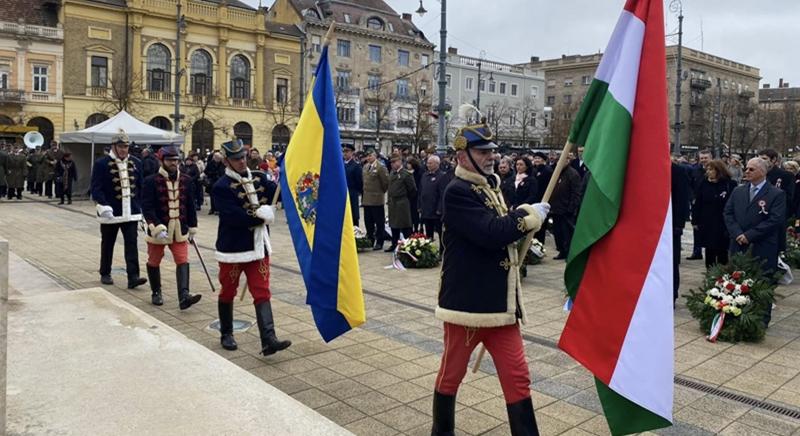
[471,139,575,373]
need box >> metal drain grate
[675,377,800,420]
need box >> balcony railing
[396,120,414,128]
[394,94,415,103]
[145,90,174,102]
[690,78,712,89]
[28,92,51,102]
[336,87,360,97]
[189,93,216,105]
[0,21,63,40]
[361,120,393,130]
[86,86,109,97]
[0,89,25,103]
[230,98,255,108]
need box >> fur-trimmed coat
[435,166,543,328]
[90,152,143,224]
[212,168,277,263]
[142,167,198,245]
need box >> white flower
[415,250,422,256]
[734,296,749,306]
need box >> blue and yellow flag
[280,45,365,342]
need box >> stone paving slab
[2,196,800,435]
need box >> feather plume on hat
[111,129,129,145]
[457,103,483,124]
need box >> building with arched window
[0,0,64,143]
[61,0,303,153]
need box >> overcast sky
[372,0,798,88]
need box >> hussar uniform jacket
[212,168,277,263]
[142,167,198,244]
[436,166,543,328]
[90,153,143,224]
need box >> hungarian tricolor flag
[558,0,673,435]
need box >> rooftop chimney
[530,56,540,63]
[402,13,411,20]
[763,83,771,89]
[785,82,790,88]
[447,47,458,55]
[779,78,784,88]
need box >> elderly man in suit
[723,157,785,327]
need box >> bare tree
[545,103,578,148]
[395,77,434,153]
[95,72,143,116]
[362,78,394,152]
[182,92,230,153]
[483,100,513,145]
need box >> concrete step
[7,287,352,435]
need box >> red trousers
[218,258,271,304]
[435,322,531,404]
[146,241,189,267]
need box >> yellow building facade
[62,0,302,154]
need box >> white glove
[188,227,197,242]
[96,204,114,219]
[255,205,275,224]
[532,202,550,221]
[157,230,168,240]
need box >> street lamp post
[417,0,447,155]
[173,1,186,134]
[670,0,683,155]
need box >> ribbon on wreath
[707,311,726,342]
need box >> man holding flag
[212,139,292,356]
[558,0,674,434]
[431,121,549,436]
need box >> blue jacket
[212,168,277,263]
[90,154,143,223]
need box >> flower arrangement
[784,227,800,269]
[685,252,776,343]
[354,227,373,252]
[396,233,440,269]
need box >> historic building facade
[524,46,761,152]
[269,0,434,153]
[62,0,302,154]
[435,47,547,151]
[0,0,64,145]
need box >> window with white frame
[337,39,351,58]
[511,83,518,96]
[421,54,429,66]
[396,78,409,97]
[499,82,506,95]
[337,103,355,123]
[367,73,381,90]
[488,80,496,93]
[564,94,572,104]
[465,77,474,91]
[343,13,351,23]
[91,56,108,88]
[276,78,288,104]
[582,75,591,85]
[336,70,351,90]
[479,79,485,92]
[33,65,48,92]
[311,35,321,53]
[0,70,9,90]
[369,45,382,63]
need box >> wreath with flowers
[685,252,776,343]
[354,227,373,252]
[396,233,440,269]
[783,227,800,269]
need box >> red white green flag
[558,0,673,434]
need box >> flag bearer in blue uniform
[212,139,292,356]
[431,123,549,436]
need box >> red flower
[725,283,735,291]
[740,284,750,294]
[731,271,742,281]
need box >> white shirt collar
[751,179,767,192]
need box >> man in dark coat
[141,145,201,309]
[385,153,416,251]
[569,146,587,178]
[211,139,291,357]
[342,143,362,227]
[724,157,785,327]
[549,164,582,260]
[54,152,78,204]
[418,154,447,244]
[760,148,795,252]
[687,150,713,260]
[671,160,691,304]
[6,148,27,200]
[432,123,548,436]
[203,151,225,214]
[0,143,7,199]
[90,132,147,289]
[141,147,161,179]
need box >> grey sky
[377,0,798,88]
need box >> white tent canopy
[59,110,183,145]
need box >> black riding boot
[147,265,163,306]
[176,263,201,310]
[254,301,291,356]
[506,397,540,436]
[218,301,238,350]
[431,391,456,436]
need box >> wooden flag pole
[471,139,575,373]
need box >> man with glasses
[91,131,147,288]
[724,157,785,327]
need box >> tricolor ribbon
[707,311,726,342]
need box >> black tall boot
[147,265,163,306]
[218,301,238,350]
[431,391,456,436]
[254,301,291,356]
[176,263,201,310]
[506,397,540,436]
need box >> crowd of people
[0,141,77,203]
